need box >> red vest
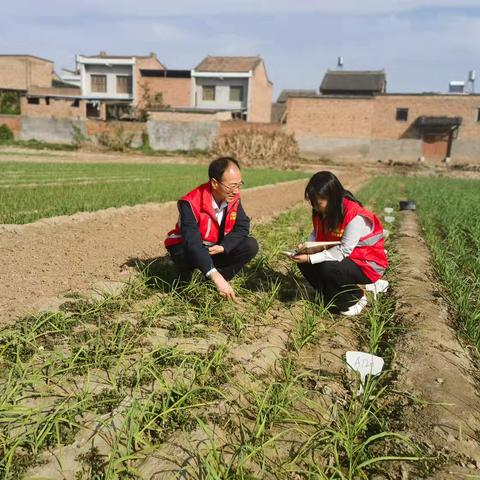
[313,197,388,282]
[165,182,240,248]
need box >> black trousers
[298,258,371,312]
[167,237,259,281]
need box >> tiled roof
[195,56,262,73]
[320,70,386,93]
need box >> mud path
[394,211,480,478]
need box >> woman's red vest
[164,182,240,248]
[313,197,388,282]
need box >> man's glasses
[218,180,244,193]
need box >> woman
[291,171,388,316]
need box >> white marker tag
[384,207,394,214]
[384,215,395,224]
[383,229,390,239]
[346,351,384,395]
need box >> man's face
[211,165,243,203]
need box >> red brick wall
[286,97,375,138]
[21,97,86,119]
[248,61,273,123]
[372,95,480,139]
[0,114,21,137]
[140,77,191,108]
[286,94,480,140]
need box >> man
[165,157,258,300]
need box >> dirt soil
[393,211,480,478]
[0,169,371,324]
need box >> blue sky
[2,1,480,98]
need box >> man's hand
[210,271,237,301]
[291,254,309,264]
[208,245,225,255]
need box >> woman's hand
[291,254,309,264]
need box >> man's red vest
[164,182,240,248]
[313,197,388,282]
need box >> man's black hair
[208,157,241,181]
[304,171,362,233]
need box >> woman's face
[313,196,328,215]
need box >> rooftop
[195,56,262,73]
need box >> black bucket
[399,200,416,211]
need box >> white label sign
[346,351,384,394]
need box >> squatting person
[164,157,258,301]
[289,171,389,316]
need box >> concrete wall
[20,117,87,143]
[296,137,372,158]
[149,110,230,122]
[147,119,219,150]
[369,139,422,160]
[450,139,480,161]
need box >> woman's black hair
[208,157,240,181]
[304,171,362,233]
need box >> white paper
[346,351,384,394]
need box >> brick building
[0,54,83,119]
[285,93,480,162]
[281,69,480,162]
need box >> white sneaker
[341,296,367,316]
[364,279,389,299]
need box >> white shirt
[213,197,228,225]
[309,214,373,264]
[206,197,228,278]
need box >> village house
[191,56,273,123]
[73,52,168,120]
[0,54,83,121]
[281,69,480,163]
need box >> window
[91,74,107,93]
[116,75,132,94]
[232,111,247,121]
[27,97,40,105]
[477,108,480,122]
[202,85,215,101]
[396,108,409,122]
[86,102,101,118]
[45,97,50,105]
[71,99,80,108]
[230,86,244,102]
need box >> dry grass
[209,130,299,168]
